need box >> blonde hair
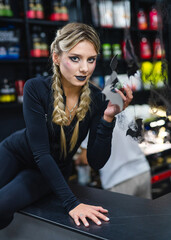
[51,22,100,158]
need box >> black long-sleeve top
[3,76,115,212]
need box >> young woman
[0,22,133,228]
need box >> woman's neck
[61,82,81,99]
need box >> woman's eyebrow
[69,53,97,58]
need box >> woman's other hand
[69,203,109,227]
[103,84,133,122]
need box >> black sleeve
[23,79,80,212]
[87,93,116,170]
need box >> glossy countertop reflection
[20,183,171,240]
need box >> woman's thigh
[0,144,22,188]
[0,168,51,216]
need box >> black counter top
[1,183,171,239]
[21,184,171,239]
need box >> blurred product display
[153,37,165,59]
[15,80,25,103]
[137,6,161,31]
[27,0,44,19]
[141,61,168,89]
[0,78,16,103]
[27,0,36,19]
[50,0,69,21]
[102,43,122,60]
[137,8,148,30]
[140,37,152,60]
[97,0,131,28]
[0,0,13,17]
[0,25,20,59]
[102,43,112,60]
[30,26,49,57]
[112,43,122,59]
[35,0,44,19]
[149,6,159,30]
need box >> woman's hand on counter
[69,203,109,227]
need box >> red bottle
[35,0,44,19]
[60,2,69,21]
[153,37,165,59]
[27,0,36,19]
[50,0,60,21]
[137,9,148,30]
[149,6,158,30]
[140,37,152,59]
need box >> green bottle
[4,0,13,17]
[0,0,5,17]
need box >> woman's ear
[52,52,60,65]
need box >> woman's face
[56,40,97,88]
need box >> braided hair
[50,23,100,158]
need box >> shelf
[27,19,68,26]
[95,26,126,31]
[131,28,158,33]
[0,102,23,110]
[29,57,51,63]
[0,17,24,24]
[0,59,27,63]
[95,26,158,33]
[137,0,161,2]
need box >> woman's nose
[79,61,88,73]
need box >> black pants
[0,144,51,229]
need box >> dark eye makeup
[69,56,96,63]
[69,56,79,62]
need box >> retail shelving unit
[82,0,170,103]
[0,0,81,140]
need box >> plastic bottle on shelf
[40,31,49,57]
[60,0,69,21]
[0,26,8,58]
[50,0,61,21]
[102,43,112,60]
[149,6,158,30]
[27,0,36,19]
[31,26,41,57]
[7,26,20,59]
[0,0,5,17]
[35,0,44,19]
[0,25,20,59]
[137,8,148,30]
[112,43,122,59]
[0,78,16,103]
[3,0,13,17]
[15,80,25,103]
[153,37,165,60]
[140,37,152,60]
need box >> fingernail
[106,217,110,221]
[77,222,80,226]
[114,88,118,92]
[97,221,101,225]
[85,223,89,227]
[123,84,127,88]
